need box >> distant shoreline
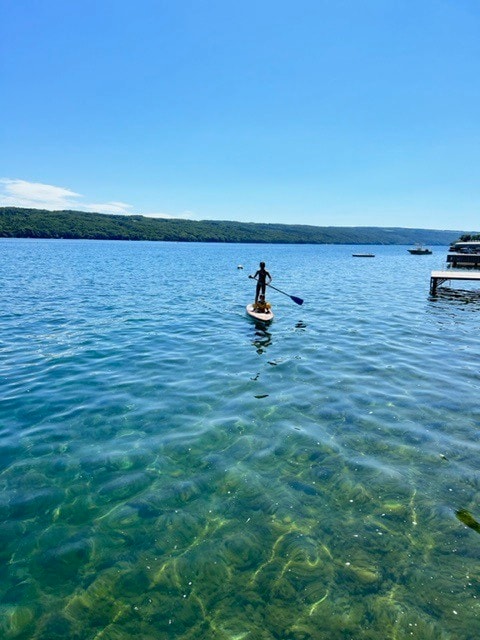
[0,207,472,245]
[0,237,454,247]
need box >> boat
[446,240,480,269]
[430,239,480,294]
[246,303,274,323]
[352,253,375,258]
[408,245,432,255]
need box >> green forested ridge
[0,207,472,244]
[459,234,480,241]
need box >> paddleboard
[246,304,274,322]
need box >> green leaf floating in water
[456,509,480,534]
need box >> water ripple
[1,240,480,639]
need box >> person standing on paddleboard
[250,262,272,303]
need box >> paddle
[249,276,304,305]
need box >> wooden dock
[430,270,480,295]
[446,253,480,268]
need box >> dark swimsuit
[255,268,271,299]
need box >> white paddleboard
[246,304,274,322]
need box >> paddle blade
[291,296,304,305]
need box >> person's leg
[255,282,261,302]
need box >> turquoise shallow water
[1,238,479,639]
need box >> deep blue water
[1,239,479,639]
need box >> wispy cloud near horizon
[0,178,136,215]
[0,179,83,210]
[0,178,193,218]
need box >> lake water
[1,239,479,640]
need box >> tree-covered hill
[0,207,473,245]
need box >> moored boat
[408,245,432,255]
[446,241,480,268]
[430,238,480,294]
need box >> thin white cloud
[143,210,196,219]
[0,178,135,215]
[0,178,82,210]
[0,178,195,219]
[86,201,133,215]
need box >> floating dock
[430,239,480,295]
[430,270,480,295]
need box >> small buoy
[237,265,244,269]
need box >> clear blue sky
[1,0,479,229]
